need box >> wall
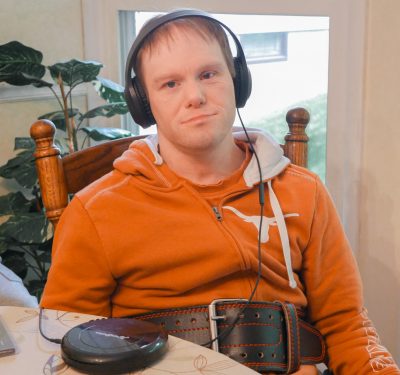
[0,0,85,195]
[358,0,400,360]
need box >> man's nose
[184,80,206,108]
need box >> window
[82,0,367,252]
[239,32,288,64]
[120,11,329,181]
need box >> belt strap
[275,301,301,373]
[133,301,327,374]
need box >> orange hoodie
[41,130,399,374]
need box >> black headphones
[124,9,252,128]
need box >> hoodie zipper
[212,206,223,221]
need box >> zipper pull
[212,207,222,221]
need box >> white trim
[0,84,87,103]
[0,85,87,103]
[81,0,367,252]
[324,0,366,254]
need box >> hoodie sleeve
[40,197,116,317]
[301,176,399,374]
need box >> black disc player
[61,317,168,374]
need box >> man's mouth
[181,113,216,125]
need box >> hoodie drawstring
[267,180,297,289]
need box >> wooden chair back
[30,107,309,229]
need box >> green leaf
[20,73,53,88]
[54,138,70,155]
[93,77,126,103]
[37,251,51,263]
[0,250,28,279]
[14,137,35,150]
[80,102,128,120]
[37,238,53,253]
[80,126,133,141]
[0,212,49,244]
[0,192,31,215]
[0,149,37,188]
[27,279,46,298]
[48,59,103,87]
[51,139,69,155]
[0,239,8,254]
[38,109,80,131]
[0,41,46,86]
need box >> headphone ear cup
[233,57,252,108]
[124,77,156,128]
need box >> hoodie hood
[234,129,290,186]
[113,129,290,187]
[113,129,296,289]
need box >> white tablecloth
[0,306,258,374]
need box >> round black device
[61,318,168,374]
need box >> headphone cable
[202,108,265,348]
[38,307,62,344]
[38,113,265,350]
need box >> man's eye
[165,81,176,88]
[201,71,216,80]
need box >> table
[0,306,258,374]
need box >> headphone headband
[125,9,246,85]
[124,9,252,128]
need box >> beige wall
[0,0,84,63]
[0,0,84,194]
[358,0,400,360]
[1,0,399,362]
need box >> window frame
[82,0,367,253]
[239,32,288,64]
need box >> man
[41,9,399,375]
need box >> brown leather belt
[133,299,327,374]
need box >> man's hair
[134,16,236,85]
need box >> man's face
[141,27,237,157]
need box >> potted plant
[0,41,132,297]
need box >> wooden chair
[30,107,309,229]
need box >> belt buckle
[208,298,248,352]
